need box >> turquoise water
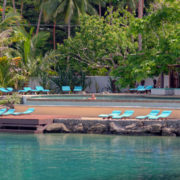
[0,134,180,180]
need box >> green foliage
[57,9,138,76]
[50,68,86,93]
[0,93,21,108]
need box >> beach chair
[18,87,38,94]
[73,86,82,93]
[148,110,172,120]
[0,88,11,94]
[0,108,7,115]
[99,110,121,119]
[137,85,153,93]
[34,86,50,94]
[2,109,15,115]
[136,110,160,120]
[129,86,144,92]
[62,86,71,93]
[112,110,134,119]
[6,87,13,92]
[12,108,35,115]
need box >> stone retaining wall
[44,119,180,136]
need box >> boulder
[73,123,84,133]
[109,122,125,134]
[162,128,176,136]
[87,123,107,133]
[150,124,162,134]
[45,123,70,133]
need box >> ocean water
[0,133,179,180]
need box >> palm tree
[138,0,144,51]
[44,0,96,38]
[12,0,16,13]
[35,0,48,35]
[2,0,7,20]
[90,0,106,16]
[14,27,58,83]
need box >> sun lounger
[136,110,160,119]
[34,86,50,93]
[0,108,7,115]
[2,109,15,115]
[99,110,121,119]
[137,85,153,93]
[62,86,71,93]
[0,88,12,94]
[129,86,144,92]
[6,87,13,92]
[148,110,172,120]
[18,87,38,94]
[73,86,82,92]
[112,110,134,119]
[12,108,35,115]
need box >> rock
[162,128,176,136]
[143,125,152,132]
[73,123,84,133]
[150,124,162,133]
[125,122,143,130]
[109,122,125,134]
[45,123,70,133]
[88,123,107,133]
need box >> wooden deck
[0,115,80,134]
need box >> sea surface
[0,133,179,180]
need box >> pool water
[0,134,180,180]
[31,95,180,101]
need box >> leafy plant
[0,93,21,108]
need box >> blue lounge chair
[148,110,172,120]
[73,86,82,92]
[18,87,38,94]
[129,85,144,92]
[2,109,15,115]
[0,108,7,115]
[0,88,11,93]
[12,108,35,115]
[136,110,160,119]
[6,87,13,92]
[34,86,50,93]
[137,85,153,93]
[99,110,121,119]
[62,86,71,93]
[112,110,134,119]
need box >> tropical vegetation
[0,0,179,90]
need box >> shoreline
[45,118,180,137]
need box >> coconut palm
[14,27,59,86]
[89,0,106,16]
[2,0,7,20]
[35,0,48,35]
[44,0,96,38]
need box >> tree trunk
[2,0,7,20]
[99,2,101,17]
[68,21,71,38]
[53,21,56,49]
[12,0,16,13]
[36,8,42,35]
[20,0,23,16]
[138,0,144,51]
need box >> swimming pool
[30,94,180,101]
[26,94,180,108]
[0,133,180,180]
